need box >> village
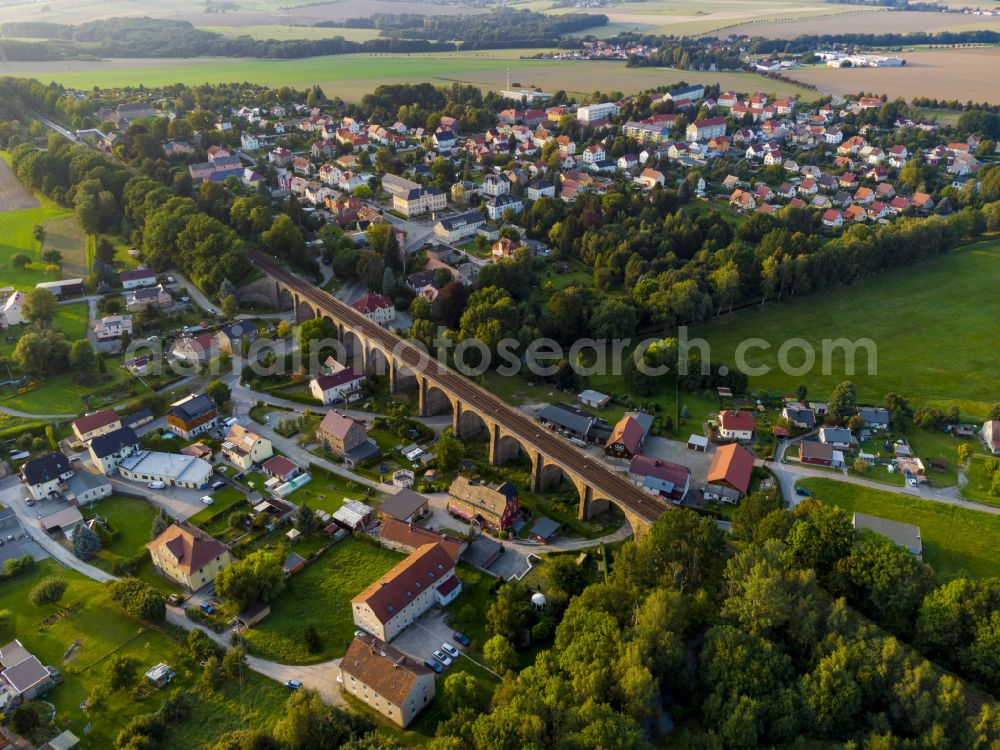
[0,60,999,748]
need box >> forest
[425,497,1000,749]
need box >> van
[148,480,166,490]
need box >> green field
[1,199,76,290]
[198,24,384,42]
[43,215,89,279]
[696,239,1000,419]
[0,559,286,749]
[241,537,404,664]
[2,52,816,102]
[799,477,1000,580]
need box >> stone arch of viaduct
[265,276,657,535]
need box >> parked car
[424,659,443,674]
[200,496,214,505]
[167,593,185,606]
[795,487,811,497]
[25,499,35,507]
[285,679,302,690]
[452,632,471,647]
[442,643,459,659]
[432,650,452,667]
[211,481,226,490]
[148,481,166,490]
[199,602,215,614]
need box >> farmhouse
[628,455,691,502]
[147,522,233,591]
[703,443,754,503]
[447,475,520,531]
[340,635,436,728]
[352,542,461,642]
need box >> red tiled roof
[352,543,455,624]
[607,416,644,454]
[707,443,754,494]
[73,409,119,435]
[351,293,393,315]
[719,410,755,432]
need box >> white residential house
[581,144,605,164]
[310,367,366,405]
[93,315,133,341]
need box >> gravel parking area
[639,436,716,489]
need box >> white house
[717,410,755,443]
[581,144,605,164]
[93,314,133,341]
[351,293,396,326]
[2,291,25,327]
[310,367,366,405]
[20,453,74,500]
[576,102,619,123]
[485,194,522,220]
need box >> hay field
[196,24,384,42]
[0,52,818,101]
[785,47,1000,104]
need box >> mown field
[695,238,1000,419]
[799,477,1000,581]
[785,47,1000,104]
[2,52,817,101]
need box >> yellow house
[72,409,122,442]
[221,424,273,470]
[147,522,232,591]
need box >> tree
[10,705,39,736]
[12,329,70,375]
[222,294,240,318]
[214,549,285,610]
[29,575,67,607]
[486,580,532,641]
[69,339,99,385]
[958,443,973,464]
[827,381,858,420]
[21,287,58,325]
[11,252,31,269]
[41,249,62,265]
[295,502,318,533]
[73,524,102,560]
[206,379,231,407]
[104,654,140,692]
[304,624,323,654]
[273,689,373,750]
[151,509,171,540]
[107,578,166,623]
[222,647,247,679]
[435,429,464,473]
[732,489,783,543]
[883,392,912,432]
[796,384,808,402]
[483,634,517,673]
[443,671,481,713]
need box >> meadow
[694,238,1000,419]
[785,47,1000,104]
[0,558,287,749]
[799,477,1000,581]
[1,52,818,101]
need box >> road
[0,474,344,704]
[251,251,671,529]
[169,270,220,316]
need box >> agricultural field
[799,477,1000,581]
[0,155,39,212]
[0,0,487,28]
[197,24,384,42]
[695,239,1000,420]
[734,8,1000,38]
[40,214,88,279]
[240,537,404,664]
[785,47,1000,104]
[0,558,287,749]
[1,52,817,102]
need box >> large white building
[117,450,213,489]
[352,542,461,642]
[576,102,619,123]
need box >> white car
[200,496,214,505]
[432,650,452,667]
[442,643,459,659]
[147,481,165,490]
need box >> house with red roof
[351,293,395,326]
[703,443,755,503]
[822,209,844,228]
[718,410,755,443]
[628,455,691,502]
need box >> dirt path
[0,158,38,212]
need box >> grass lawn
[0,201,74,290]
[0,559,286,749]
[187,487,248,534]
[798,477,1000,580]
[961,454,1000,508]
[241,537,404,664]
[81,495,181,594]
[288,465,379,514]
[695,239,1000,420]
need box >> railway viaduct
[251,251,671,535]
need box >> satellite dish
[531,592,546,608]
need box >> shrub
[107,578,165,623]
[72,524,102,560]
[0,608,12,634]
[29,575,67,607]
[115,713,166,749]
[304,624,322,654]
[1,555,32,578]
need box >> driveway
[391,608,498,678]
